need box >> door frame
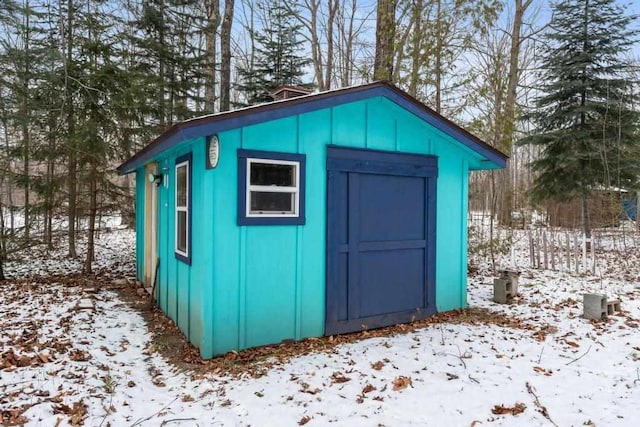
[143,162,159,292]
[325,146,438,335]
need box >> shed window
[238,149,306,225]
[175,153,191,263]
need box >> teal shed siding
[133,93,502,358]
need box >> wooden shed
[545,190,626,229]
[118,82,507,358]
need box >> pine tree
[126,0,208,128]
[521,0,640,240]
[236,1,312,106]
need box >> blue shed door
[326,147,438,336]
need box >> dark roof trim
[117,81,507,174]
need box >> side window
[237,149,306,225]
[175,153,191,263]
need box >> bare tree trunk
[84,171,97,274]
[0,234,4,280]
[220,0,234,111]
[0,195,5,281]
[159,0,167,125]
[434,0,442,113]
[636,191,639,231]
[503,0,532,153]
[65,0,77,258]
[205,0,220,112]
[374,0,396,81]
[1,112,13,235]
[337,0,361,87]
[488,171,499,270]
[408,0,423,97]
[21,1,31,240]
[498,1,531,225]
[324,0,338,90]
[306,0,324,90]
[392,4,412,83]
[45,146,54,249]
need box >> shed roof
[117,81,507,174]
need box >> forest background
[0,0,639,278]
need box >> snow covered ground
[1,227,639,426]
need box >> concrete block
[500,270,520,296]
[583,293,607,320]
[493,278,513,304]
[607,300,621,315]
[76,298,95,311]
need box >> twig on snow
[98,393,114,427]
[439,325,445,345]
[634,368,640,385]
[468,374,480,384]
[1,379,34,389]
[130,397,178,427]
[566,345,592,366]
[526,382,558,427]
[440,345,470,369]
[455,345,467,369]
[537,345,544,364]
[160,418,197,426]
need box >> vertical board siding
[242,116,298,153]
[235,116,303,351]
[297,110,329,339]
[135,170,146,282]
[141,96,479,357]
[158,158,170,315]
[432,147,466,311]
[366,97,397,151]
[165,162,178,324]
[197,137,216,358]
[460,160,470,308]
[331,102,366,147]
[244,226,298,346]
[184,139,206,346]
[211,129,242,355]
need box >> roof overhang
[118,81,507,175]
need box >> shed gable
[118,82,506,175]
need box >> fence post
[536,230,542,269]
[582,233,587,273]
[510,242,515,268]
[565,232,571,272]
[591,231,596,274]
[574,233,580,274]
[550,231,556,270]
[543,231,548,270]
[529,231,535,268]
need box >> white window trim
[175,160,189,257]
[246,157,300,218]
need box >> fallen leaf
[298,415,311,425]
[69,349,91,362]
[371,360,385,370]
[362,384,376,394]
[392,376,412,391]
[491,402,526,416]
[331,371,351,384]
